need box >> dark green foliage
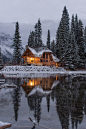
[55,7,86,69]
[34,19,42,47]
[12,79,21,121]
[50,40,55,55]
[28,19,43,47]
[38,19,42,46]
[78,20,85,68]
[28,31,35,47]
[46,30,50,49]
[56,6,70,65]
[34,23,38,47]
[12,22,22,65]
[74,14,79,44]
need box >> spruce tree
[56,25,61,58]
[12,22,22,65]
[66,15,80,69]
[28,31,35,47]
[34,23,38,47]
[74,14,79,45]
[46,30,50,49]
[78,20,85,68]
[84,27,86,65]
[38,19,42,46]
[56,6,70,66]
[50,40,55,55]
[34,19,42,47]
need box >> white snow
[29,46,52,57]
[28,86,51,97]
[51,54,60,62]
[0,121,11,128]
[1,66,86,77]
[0,66,66,74]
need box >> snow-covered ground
[1,66,86,78]
[0,66,66,73]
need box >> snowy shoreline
[0,66,86,77]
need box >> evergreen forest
[12,6,86,69]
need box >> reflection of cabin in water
[21,46,60,67]
[22,76,59,96]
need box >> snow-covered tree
[12,22,22,65]
[50,40,55,55]
[66,15,80,69]
[34,19,42,47]
[56,6,70,66]
[46,30,50,49]
[78,20,85,68]
[28,31,35,47]
[38,19,42,46]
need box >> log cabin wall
[21,48,59,66]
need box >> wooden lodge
[21,46,60,67]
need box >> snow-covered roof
[51,54,60,62]
[28,46,52,57]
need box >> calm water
[0,74,86,129]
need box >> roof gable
[28,46,52,57]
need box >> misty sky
[0,0,86,24]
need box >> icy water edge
[0,74,86,129]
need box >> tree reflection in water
[11,76,86,128]
[28,96,42,124]
[12,78,22,121]
[51,76,86,129]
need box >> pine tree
[34,19,42,47]
[84,27,86,66]
[84,27,86,44]
[28,31,32,47]
[50,40,55,55]
[56,6,70,66]
[56,25,61,58]
[38,19,42,46]
[28,31,35,47]
[34,23,38,47]
[66,15,80,69]
[78,20,85,68]
[46,30,50,49]
[74,14,79,45]
[12,22,22,65]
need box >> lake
[0,74,86,129]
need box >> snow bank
[28,86,51,97]
[0,121,12,128]
[1,66,86,77]
[1,66,66,74]
[3,73,58,78]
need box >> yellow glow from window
[31,82,33,86]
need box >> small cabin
[21,46,60,67]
